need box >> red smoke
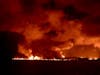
[0,0,100,59]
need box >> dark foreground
[11,59,100,75]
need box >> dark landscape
[11,59,100,75]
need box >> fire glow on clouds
[11,16,100,60]
[0,0,100,60]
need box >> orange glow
[14,44,43,60]
[61,55,65,58]
[88,57,99,60]
[12,55,43,60]
[18,45,32,57]
[0,0,100,61]
[28,55,43,60]
[9,10,100,60]
[52,47,66,58]
[13,42,100,60]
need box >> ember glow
[88,57,99,61]
[13,45,66,60]
[12,44,100,60]
[13,55,43,60]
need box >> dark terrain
[11,59,100,75]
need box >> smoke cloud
[0,0,100,58]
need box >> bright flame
[28,55,42,60]
[61,55,65,58]
[28,55,34,60]
[12,55,43,60]
[94,57,98,60]
[88,57,99,60]
[13,44,43,60]
[52,47,66,59]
